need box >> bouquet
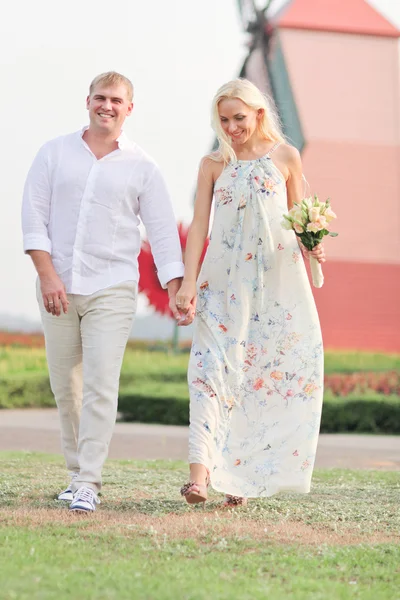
[282,196,338,288]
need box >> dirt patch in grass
[1,507,397,547]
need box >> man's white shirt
[22,128,184,294]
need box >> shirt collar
[80,126,130,150]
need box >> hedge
[118,389,400,435]
[117,382,189,425]
[319,394,400,434]
[1,372,400,434]
[0,372,53,409]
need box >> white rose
[324,207,337,223]
[281,218,293,231]
[309,206,321,223]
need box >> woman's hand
[309,243,326,264]
[175,280,197,326]
[176,280,197,312]
[298,240,309,261]
[299,241,326,264]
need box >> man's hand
[27,250,69,317]
[40,274,69,316]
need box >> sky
[0,0,399,323]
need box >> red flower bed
[325,371,400,396]
[0,331,45,348]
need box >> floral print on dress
[188,152,324,498]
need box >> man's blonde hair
[89,71,134,102]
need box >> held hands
[167,278,196,326]
[40,274,69,316]
[174,280,197,326]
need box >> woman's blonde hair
[210,78,285,164]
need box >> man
[22,71,193,512]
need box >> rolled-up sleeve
[21,145,52,254]
[139,165,184,288]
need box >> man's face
[86,83,133,135]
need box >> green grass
[1,347,399,379]
[324,351,400,374]
[0,452,399,600]
[0,347,48,377]
[2,529,399,600]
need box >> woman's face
[218,98,262,145]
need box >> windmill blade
[199,0,303,206]
[236,0,305,151]
[237,0,274,33]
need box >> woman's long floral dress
[187,146,324,498]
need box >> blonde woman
[176,79,325,507]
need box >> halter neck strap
[266,141,281,157]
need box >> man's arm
[22,146,68,316]
[27,250,69,316]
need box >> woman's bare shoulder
[276,143,302,178]
[200,152,224,166]
[199,152,225,183]
[277,143,301,164]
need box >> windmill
[236,0,400,352]
[236,0,305,151]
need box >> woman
[176,79,325,507]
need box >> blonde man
[22,72,193,512]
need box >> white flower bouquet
[282,196,338,288]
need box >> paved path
[0,409,399,470]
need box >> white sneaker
[69,486,100,513]
[57,472,79,501]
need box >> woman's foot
[222,494,248,508]
[180,464,210,505]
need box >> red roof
[278,0,400,38]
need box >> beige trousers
[37,280,137,493]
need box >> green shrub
[117,382,189,425]
[0,372,54,409]
[320,392,400,434]
[2,357,400,435]
[118,387,400,434]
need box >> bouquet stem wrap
[281,195,338,290]
[310,256,324,288]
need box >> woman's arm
[283,145,302,211]
[283,145,326,264]
[176,157,218,312]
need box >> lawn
[0,452,399,600]
[1,346,400,378]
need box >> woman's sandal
[180,470,210,505]
[222,494,248,508]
